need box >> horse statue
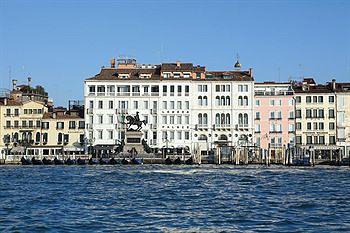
[125,112,146,131]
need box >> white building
[84,59,254,159]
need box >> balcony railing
[151,92,159,96]
[116,92,131,96]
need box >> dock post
[218,147,221,165]
[236,148,240,165]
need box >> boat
[165,157,173,165]
[173,157,182,165]
[185,157,194,165]
[65,157,75,165]
[42,157,53,165]
[88,158,98,165]
[32,157,43,165]
[54,157,64,165]
[21,157,31,165]
[77,158,86,165]
[108,158,118,165]
[99,158,108,165]
[121,158,129,165]
[131,158,142,165]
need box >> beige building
[294,78,339,161]
[0,81,85,161]
[335,82,350,158]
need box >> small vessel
[65,157,75,165]
[185,157,194,165]
[165,157,172,165]
[32,157,43,165]
[54,157,64,165]
[77,158,86,165]
[88,157,98,165]
[121,158,129,165]
[99,158,108,165]
[42,157,53,165]
[131,158,142,165]
[21,157,31,165]
[108,158,118,165]
[173,157,182,165]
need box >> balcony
[132,92,141,96]
[151,92,159,96]
[87,109,93,114]
[185,92,189,96]
[116,109,128,115]
[216,124,231,129]
[107,92,115,96]
[150,109,157,114]
[269,130,282,134]
[255,91,294,96]
[116,92,130,97]
[269,117,282,120]
[96,92,105,96]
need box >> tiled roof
[293,84,333,93]
[42,112,82,120]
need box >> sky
[1,0,350,106]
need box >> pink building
[254,82,295,163]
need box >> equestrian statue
[125,112,146,131]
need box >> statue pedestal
[124,131,144,155]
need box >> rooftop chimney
[332,79,336,91]
[248,68,253,77]
[12,79,17,90]
[28,76,32,87]
[176,61,181,67]
[110,58,116,68]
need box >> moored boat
[121,158,129,165]
[173,157,182,165]
[108,158,118,165]
[88,157,98,165]
[65,157,75,165]
[185,157,193,165]
[165,157,172,165]
[32,157,43,165]
[54,157,64,165]
[77,158,86,165]
[21,157,31,165]
[42,157,53,165]
[131,158,142,165]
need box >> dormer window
[140,74,151,79]
[163,73,170,79]
[174,73,181,78]
[119,74,129,79]
[183,73,191,78]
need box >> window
[109,101,113,109]
[198,85,203,92]
[289,124,295,132]
[42,122,49,129]
[170,131,174,140]
[319,136,325,144]
[289,111,294,119]
[269,100,275,106]
[185,101,189,109]
[306,96,311,103]
[177,131,182,140]
[163,86,167,95]
[79,121,85,129]
[36,120,40,128]
[177,116,182,124]
[313,122,318,130]
[69,121,76,129]
[256,100,260,106]
[170,116,175,124]
[162,116,167,124]
[185,85,189,94]
[98,130,103,140]
[329,122,335,130]
[185,116,190,124]
[216,85,220,92]
[57,122,64,129]
[319,122,324,130]
[329,109,335,118]
[108,115,113,124]
[255,112,260,119]
[296,122,302,130]
[276,100,282,106]
[277,111,282,119]
[329,96,335,103]
[133,101,138,109]
[144,101,149,109]
[185,131,190,140]
[318,96,323,103]
[329,136,336,145]
[170,101,175,109]
[64,134,69,144]
[296,136,302,144]
[318,109,324,118]
[89,100,94,109]
[296,96,301,103]
[6,120,10,128]
[14,109,19,116]
[98,115,103,124]
[307,122,311,130]
[270,111,275,119]
[162,101,167,109]
[306,109,312,118]
[255,124,261,132]
[177,86,182,96]
[170,86,175,95]
[108,130,113,140]
[313,96,317,103]
[58,133,63,144]
[98,101,103,109]
[203,96,208,106]
[288,99,294,106]
[296,110,301,118]
[244,96,248,106]
[177,101,182,109]
[307,136,312,144]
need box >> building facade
[84,59,255,160]
[254,82,295,163]
[294,78,339,161]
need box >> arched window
[35,132,40,143]
[216,96,220,106]
[238,113,243,125]
[226,113,230,125]
[221,113,225,125]
[58,133,63,144]
[27,132,32,141]
[198,113,203,125]
[203,96,208,106]
[13,133,18,142]
[218,134,228,141]
[244,113,248,125]
[244,96,248,106]
[226,96,230,106]
[43,133,48,143]
[203,113,208,125]
[215,113,220,125]
[238,96,243,106]
[221,96,225,106]
[198,134,208,141]
[198,96,202,106]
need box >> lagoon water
[1,165,350,232]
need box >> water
[1,165,350,232]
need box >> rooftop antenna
[234,53,241,70]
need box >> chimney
[248,68,253,77]
[176,61,181,67]
[4,98,7,105]
[110,58,116,68]
[332,79,336,91]
[53,112,56,119]
[27,76,32,87]
[12,79,17,90]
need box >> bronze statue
[125,112,146,131]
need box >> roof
[42,112,83,120]
[334,82,350,92]
[203,71,254,81]
[293,84,333,94]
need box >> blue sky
[1,0,349,106]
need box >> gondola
[121,158,129,165]
[77,158,86,165]
[88,157,98,165]
[21,157,31,165]
[108,158,118,165]
[42,157,53,165]
[54,157,64,165]
[65,157,75,165]
[165,157,173,165]
[185,157,193,165]
[99,158,108,165]
[32,157,43,165]
[173,157,182,165]
[131,158,142,165]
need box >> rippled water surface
[1,165,350,232]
